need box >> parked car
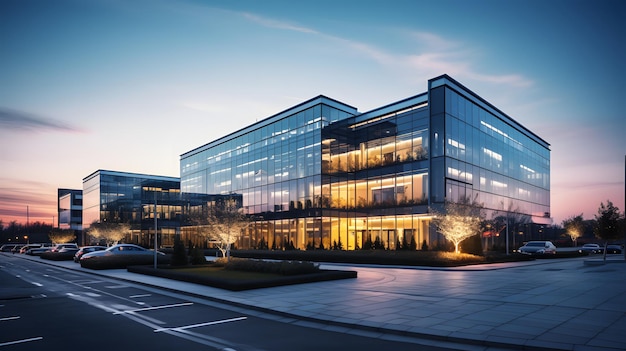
[74,246,107,262]
[606,244,623,254]
[50,243,79,252]
[0,244,18,252]
[518,241,557,255]
[25,246,52,256]
[579,243,603,254]
[19,244,42,254]
[41,246,80,261]
[10,245,24,254]
[80,244,168,269]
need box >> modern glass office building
[180,75,550,251]
[82,170,182,247]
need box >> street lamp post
[154,191,158,269]
[505,215,509,255]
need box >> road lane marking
[125,311,166,325]
[129,294,152,298]
[113,302,193,315]
[0,316,20,321]
[0,337,43,347]
[72,280,104,284]
[114,311,237,349]
[154,316,248,332]
[105,285,129,289]
[51,276,144,305]
[31,282,43,287]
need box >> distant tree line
[0,220,57,244]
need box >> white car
[51,243,78,252]
[579,243,602,254]
[518,241,557,255]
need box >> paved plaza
[5,253,626,351]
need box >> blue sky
[1,0,624,226]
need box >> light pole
[26,205,29,242]
[500,202,509,255]
[153,191,158,269]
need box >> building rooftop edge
[180,95,358,159]
[82,169,180,183]
[430,74,551,148]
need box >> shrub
[461,234,484,256]
[189,247,207,265]
[170,236,188,266]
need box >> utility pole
[26,205,29,243]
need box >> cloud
[465,72,533,88]
[552,180,624,190]
[410,31,461,51]
[0,108,83,133]
[238,10,533,90]
[336,31,533,88]
[0,179,57,223]
[404,31,533,88]
[179,101,229,114]
[241,12,318,34]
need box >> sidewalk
[7,253,626,351]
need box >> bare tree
[87,221,130,246]
[431,196,485,254]
[48,228,76,244]
[562,214,585,247]
[194,198,251,261]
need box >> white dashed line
[129,294,152,298]
[113,302,193,315]
[154,316,247,332]
[0,337,43,347]
[0,316,20,321]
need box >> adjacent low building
[81,170,182,247]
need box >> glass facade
[180,96,358,250]
[82,170,182,248]
[180,75,551,251]
[58,188,82,231]
[321,94,434,250]
[428,76,550,217]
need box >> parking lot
[4,251,626,350]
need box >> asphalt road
[0,255,460,351]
